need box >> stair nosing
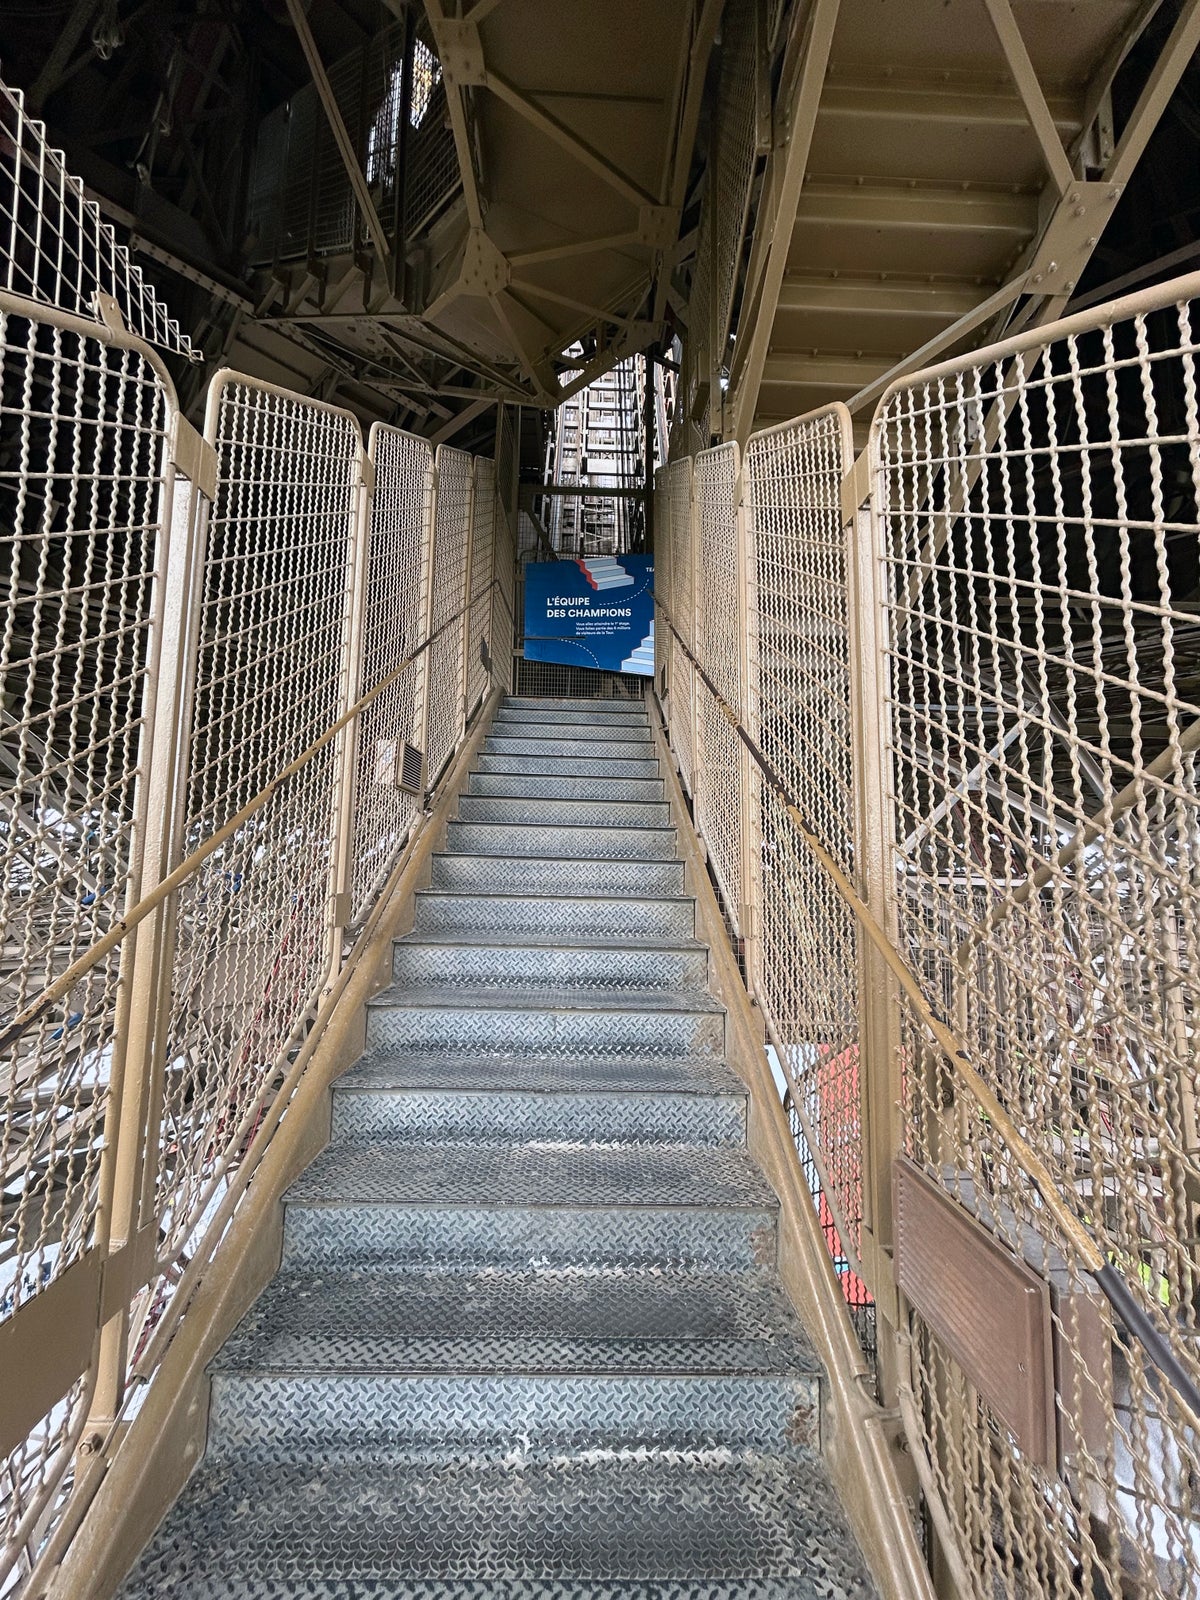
[367,984,725,1014]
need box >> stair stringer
[644,690,935,1600]
[43,692,505,1600]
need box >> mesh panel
[149,379,361,1335]
[424,445,472,784]
[466,459,496,718]
[0,308,172,1580]
[743,409,864,1272]
[0,82,194,357]
[693,443,745,929]
[873,290,1200,1600]
[351,424,432,921]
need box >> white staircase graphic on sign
[579,557,635,591]
[621,622,655,674]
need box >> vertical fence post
[90,419,214,1429]
[688,466,702,804]
[326,434,373,978]
[843,443,904,1405]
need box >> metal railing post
[843,446,905,1404]
[457,459,479,730]
[91,421,214,1429]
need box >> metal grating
[148,377,362,1350]
[424,446,472,785]
[0,303,174,1579]
[0,83,195,358]
[743,409,863,1272]
[873,281,1200,1600]
[352,424,432,921]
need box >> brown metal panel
[0,1252,101,1457]
[893,1156,1056,1467]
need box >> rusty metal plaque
[893,1156,1056,1467]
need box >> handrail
[0,577,505,1059]
[653,590,1200,1425]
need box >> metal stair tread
[337,1050,746,1097]
[446,820,676,845]
[393,931,705,954]
[368,983,724,1016]
[118,1450,876,1598]
[212,1265,819,1377]
[286,1140,778,1211]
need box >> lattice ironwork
[0,83,194,358]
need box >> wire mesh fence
[0,298,176,1578]
[657,275,1200,1600]
[873,280,1200,1600]
[0,335,513,1592]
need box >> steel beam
[729,0,841,448]
[982,0,1075,195]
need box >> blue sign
[523,556,654,675]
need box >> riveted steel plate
[428,855,686,897]
[281,1199,777,1273]
[392,933,706,991]
[332,1085,743,1147]
[476,754,662,778]
[214,1266,815,1378]
[412,890,695,941]
[445,821,678,861]
[893,1157,1056,1466]
[468,774,665,802]
[119,1453,875,1599]
[458,796,671,827]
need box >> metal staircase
[117,697,877,1600]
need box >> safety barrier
[656,271,1200,1600]
[0,300,514,1593]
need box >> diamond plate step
[119,1451,874,1600]
[468,771,665,802]
[429,852,685,896]
[476,752,662,778]
[458,795,670,827]
[489,723,659,745]
[207,1371,818,1462]
[332,1063,740,1143]
[392,931,706,991]
[494,707,650,729]
[413,888,695,940]
[365,984,724,1057]
[445,819,678,860]
[213,1265,815,1377]
[333,1049,745,1095]
[504,695,647,712]
[282,1142,777,1271]
[484,735,658,759]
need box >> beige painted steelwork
[667,0,1200,449]
[0,269,518,1589]
[656,268,1200,1600]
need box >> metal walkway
[116,697,875,1599]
